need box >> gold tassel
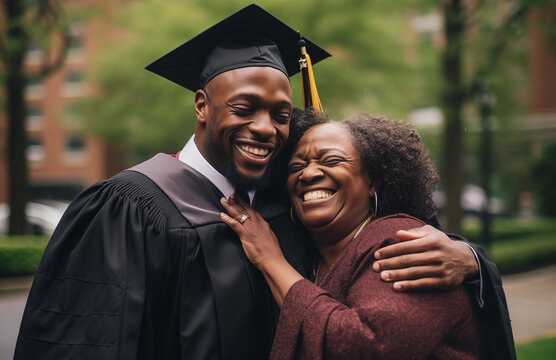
[299,35,323,111]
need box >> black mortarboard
[145,3,330,92]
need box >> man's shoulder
[102,153,188,193]
[76,156,191,229]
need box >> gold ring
[239,214,250,224]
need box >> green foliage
[0,236,48,277]
[516,335,556,359]
[531,143,556,216]
[463,218,556,274]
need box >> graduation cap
[145,3,330,109]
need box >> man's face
[195,66,293,190]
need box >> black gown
[14,153,514,359]
[15,154,310,360]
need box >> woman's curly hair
[344,113,439,221]
[275,108,439,221]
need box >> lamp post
[478,83,494,249]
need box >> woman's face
[287,123,374,241]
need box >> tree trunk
[441,0,465,234]
[6,1,30,235]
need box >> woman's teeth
[303,190,332,201]
[239,144,270,157]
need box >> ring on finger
[239,213,250,224]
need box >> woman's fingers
[391,278,451,292]
[219,211,244,233]
[220,196,250,222]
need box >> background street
[1,266,555,360]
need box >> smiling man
[193,64,293,191]
[15,6,330,360]
[15,4,513,360]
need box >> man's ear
[195,90,209,126]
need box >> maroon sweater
[271,214,486,360]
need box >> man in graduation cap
[15,4,514,360]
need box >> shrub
[0,236,48,277]
[532,143,556,216]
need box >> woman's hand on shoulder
[220,195,286,272]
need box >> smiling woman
[220,109,494,359]
[287,122,373,244]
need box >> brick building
[0,1,125,204]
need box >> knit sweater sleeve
[270,215,483,360]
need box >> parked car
[433,184,506,216]
[0,200,69,235]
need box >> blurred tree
[432,0,532,232]
[0,0,69,235]
[532,143,556,216]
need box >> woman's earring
[372,192,378,219]
[290,207,301,226]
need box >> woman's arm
[220,196,303,307]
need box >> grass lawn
[463,217,556,274]
[516,335,556,360]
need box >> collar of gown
[178,135,255,204]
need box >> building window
[68,23,85,60]
[68,33,85,53]
[25,74,44,99]
[62,135,87,164]
[63,103,83,128]
[65,136,85,153]
[65,71,83,84]
[25,42,44,65]
[62,70,87,97]
[27,137,45,163]
[26,105,44,130]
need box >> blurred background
[0,0,555,358]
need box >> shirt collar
[178,135,255,204]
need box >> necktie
[233,190,250,205]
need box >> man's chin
[226,164,272,192]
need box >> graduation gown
[462,240,516,359]
[14,153,310,360]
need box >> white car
[433,184,505,216]
[0,200,69,235]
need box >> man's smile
[238,143,271,158]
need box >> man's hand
[372,225,479,291]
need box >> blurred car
[0,200,69,235]
[433,184,505,216]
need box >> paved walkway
[0,266,555,359]
[502,264,556,344]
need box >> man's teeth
[303,191,332,201]
[239,144,269,156]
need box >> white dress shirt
[178,135,255,204]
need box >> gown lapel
[128,154,288,359]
